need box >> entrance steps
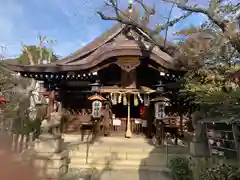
[64,135,189,172]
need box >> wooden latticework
[205,122,239,159]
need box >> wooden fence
[0,118,13,134]
[0,118,36,154]
[11,132,35,153]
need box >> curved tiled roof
[67,39,173,68]
[56,23,124,65]
[2,22,176,73]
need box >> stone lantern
[152,80,170,145]
[87,83,106,141]
[152,96,169,146]
[89,80,101,94]
[88,79,105,119]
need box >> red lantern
[0,96,6,104]
[140,106,145,119]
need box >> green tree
[17,45,57,65]
[174,21,240,118]
[0,35,57,133]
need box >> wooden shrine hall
[3,22,186,139]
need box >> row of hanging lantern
[89,79,165,107]
[109,92,150,106]
[89,80,150,107]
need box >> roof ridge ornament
[128,0,133,13]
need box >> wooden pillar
[232,123,240,160]
[125,94,132,138]
[145,105,152,138]
[57,102,63,113]
[180,114,183,135]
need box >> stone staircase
[63,135,189,172]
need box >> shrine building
[3,18,187,140]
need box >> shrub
[168,156,192,180]
[199,164,240,180]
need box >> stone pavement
[63,169,172,180]
[95,170,172,180]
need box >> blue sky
[0,0,207,59]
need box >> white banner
[142,120,147,127]
[113,119,121,126]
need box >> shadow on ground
[63,136,189,180]
[138,143,188,180]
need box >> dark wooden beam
[61,81,91,87]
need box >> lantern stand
[152,80,169,146]
[90,80,101,94]
[88,80,105,122]
[86,80,105,164]
[88,80,105,140]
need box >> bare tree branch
[97,0,192,51]
[103,0,132,21]
[163,3,175,48]
[163,0,240,54]
[232,3,240,13]
[163,0,226,30]
[105,0,120,17]
[135,0,156,27]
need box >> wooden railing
[111,118,147,135]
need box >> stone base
[35,134,64,153]
[190,141,210,157]
[34,150,70,180]
[152,136,162,147]
[125,130,132,138]
[34,133,69,180]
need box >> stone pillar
[34,126,69,179]
[190,122,210,157]
[153,119,163,146]
[153,99,167,146]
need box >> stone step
[63,135,149,144]
[70,146,154,153]
[69,163,169,172]
[64,135,189,154]
[68,145,188,155]
[97,136,151,144]
[69,150,186,161]
[70,156,169,166]
[64,135,188,173]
